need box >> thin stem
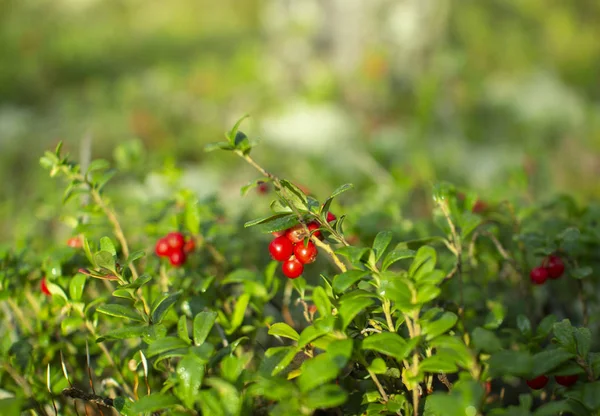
[367,367,389,402]
[282,279,296,328]
[382,299,395,333]
[84,322,135,398]
[6,298,34,334]
[437,201,464,323]
[3,363,33,396]
[411,318,422,416]
[90,190,138,281]
[311,236,347,273]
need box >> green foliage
[1,117,600,416]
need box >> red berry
[472,200,488,213]
[555,375,578,387]
[183,238,196,254]
[67,236,82,248]
[282,257,304,279]
[294,240,318,264]
[272,230,286,238]
[41,277,51,296]
[257,181,269,194]
[169,250,186,267]
[155,237,171,257]
[326,212,337,222]
[546,255,565,279]
[269,236,294,262]
[530,267,548,285]
[166,232,185,250]
[307,222,322,239]
[286,224,306,244]
[526,375,549,390]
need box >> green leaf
[185,203,201,235]
[409,245,437,281]
[146,337,190,358]
[420,353,459,373]
[312,286,332,318]
[96,325,148,342]
[516,315,532,337]
[272,347,301,376]
[575,327,592,359]
[329,183,354,199]
[415,284,441,304]
[175,354,205,408]
[379,279,413,313]
[96,304,145,322]
[194,311,217,345]
[257,215,301,234]
[204,141,235,152]
[100,236,116,256]
[531,349,576,377]
[532,400,583,416]
[125,250,145,265]
[221,354,249,383]
[177,316,190,343]
[382,249,416,271]
[87,159,110,174]
[557,227,580,244]
[332,270,370,293]
[304,384,348,410]
[488,351,532,377]
[69,273,86,301]
[372,231,392,263]
[227,293,250,334]
[205,377,242,415]
[537,315,557,338]
[459,212,482,238]
[335,246,370,266]
[244,212,293,228]
[151,291,181,324]
[198,390,225,416]
[226,114,250,143]
[280,179,308,207]
[298,324,330,349]
[269,323,300,341]
[422,312,458,341]
[581,380,600,411]
[429,336,475,370]
[471,327,502,353]
[553,319,576,353]
[298,354,339,393]
[337,297,374,330]
[571,267,593,279]
[327,338,353,369]
[416,270,446,287]
[368,357,387,374]
[120,274,152,290]
[362,332,413,362]
[93,250,116,273]
[129,394,179,413]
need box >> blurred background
[1,0,600,242]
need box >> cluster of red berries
[526,374,578,390]
[529,254,565,285]
[269,213,336,279]
[154,232,195,267]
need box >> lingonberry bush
[1,116,600,416]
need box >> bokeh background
[2,0,600,242]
